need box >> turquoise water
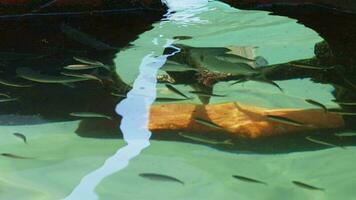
[1,1,356,200]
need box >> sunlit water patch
[2,0,355,200]
[64,0,208,199]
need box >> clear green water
[1,1,356,200]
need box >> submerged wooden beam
[149,102,344,138]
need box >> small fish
[290,63,333,70]
[0,93,11,98]
[139,173,184,185]
[305,99,328,113]
[292,181,324,191]
[178,132,233,145]
[64,64,102,71]
[265,115,307,127]
[61,72,103,84]
[111,92,127,98]
[61,24,116,51]
[189,91,226,97]
[73,56,104,66]
[1,153,33,159]
[334,132,356,137]
[13,133,27,144]
[165,84,189,99]
[17,67,90,83]
[72,57,111,71]
[332,100,356,105]
[69,112,112,120]
[0,98,18,103]
[252,77,283,92]
[194,117,223,130]
[329,111,356,116]
[173,36,193,40]
[306,136,344,149]
[0,78,33,87]
[231,76,283,92]
[160,61,198,72]
[155,97,191,102]
[215,54,255,63]
[232,175,267,185]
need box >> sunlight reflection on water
[64,1,209,199]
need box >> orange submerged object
[149,102,344,139]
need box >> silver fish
[194,117,223,130]
[1,153,33,159]
[306,136,344,149]
[189,91,226,97]
[72,57,110,71]
[305,99,328,113]
[233,175,267,185]
[173,36,193,40]
[0,98,18,103]
[334,132,356,137]
[139,173,184,185]
[292,181,325,191]
[69,112,112,120]
[165,84,189,99]
[64,64,102,71]
[0,78,32,87]
[17,67,90,83]
[61,72,103,84]
[155,97,191,102]
[265,115,306,127]
[13,133,27,144]
[178,132,233,145]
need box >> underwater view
[0,0,356,199]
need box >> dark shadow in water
[1,7,356,154]
[0,10,162,124]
